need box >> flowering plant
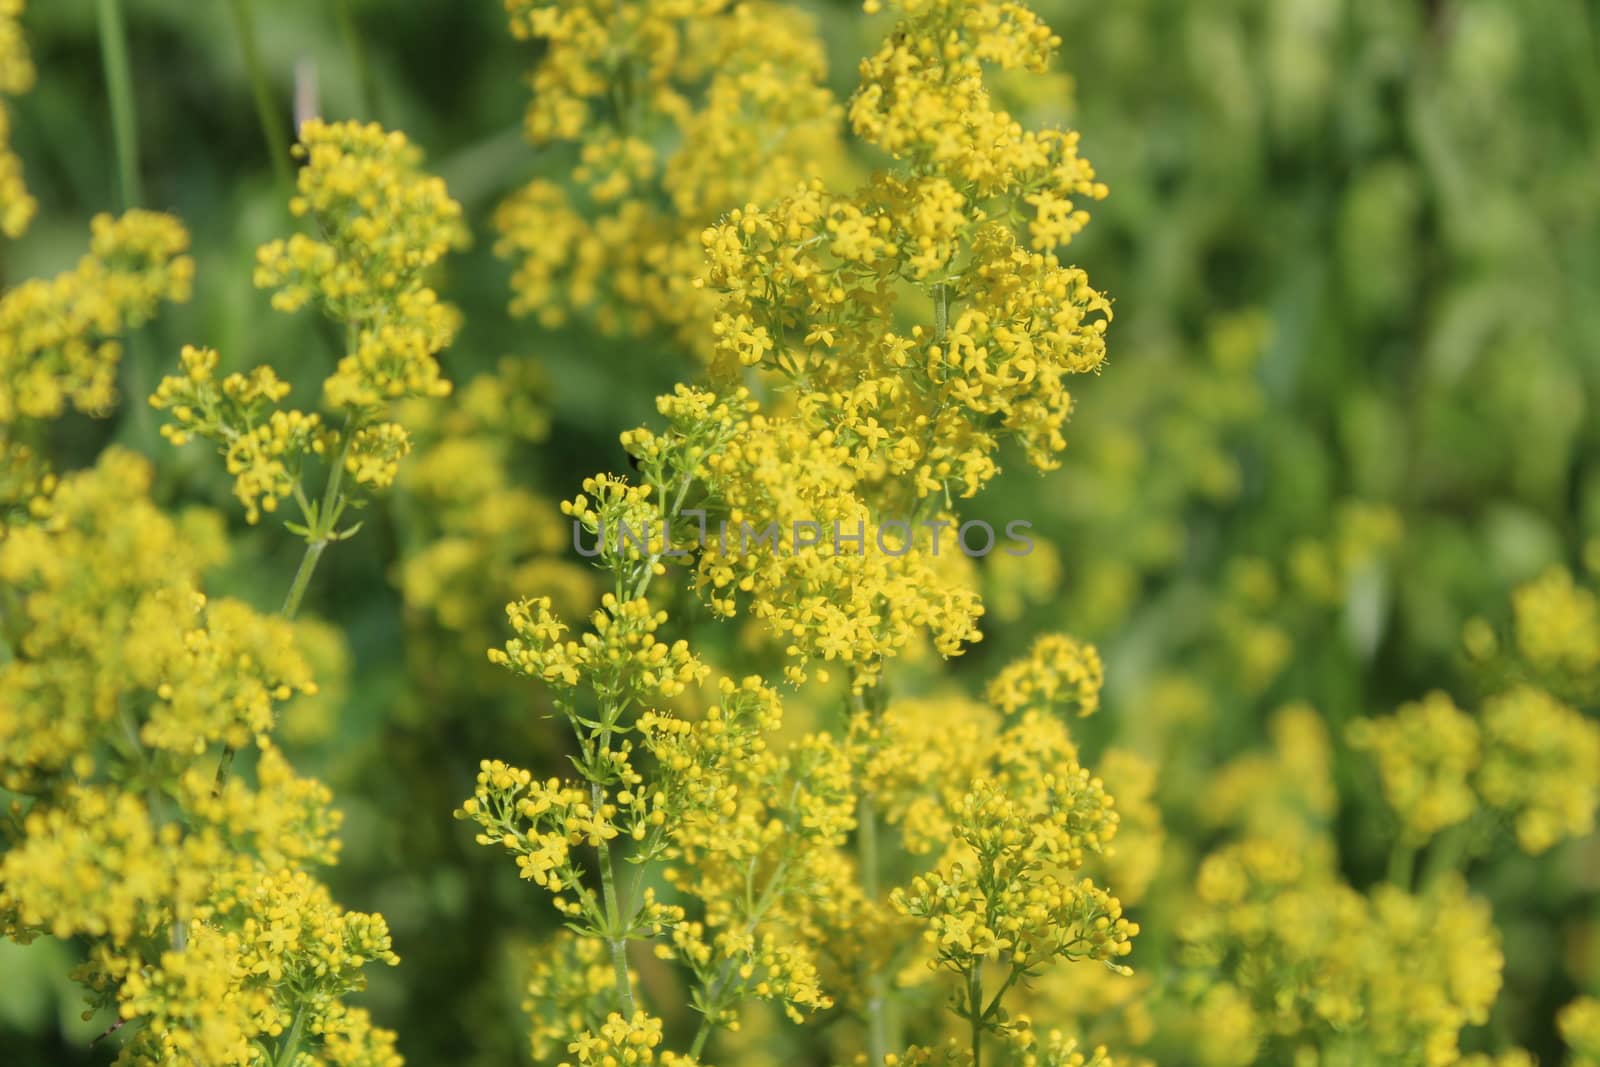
[1,0,1598,1065]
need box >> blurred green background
[4,0,1599,1064]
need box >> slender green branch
[96,0,142,210]
[688,856,792,1059]
[1419,822,1471,890]
[215,418,352,795]
[853,685,889,1066]
[967,966,984,1067]
[336,0,380,120]
[97,0,160,442]
[980,964,1024,1024]
[228,0,295,192]
[1386,839,1416,891]
[274,1001,307,1067]
[281,539,329,621]
[859,792,889,1065]
[592,780,637,1017]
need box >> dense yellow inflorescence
[495,0,844,354]
[0,452,399,1065]
[0,39,436,1055]
[0,0,1584,1064]
[1349,690,1481,845]
[0,211,193,423]
[464,2,1140,1061]
[154,119,465,527]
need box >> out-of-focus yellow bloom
[1,211,192,422]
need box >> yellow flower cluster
[1348,690,1480,845]
[457,760,593,890]
[1350,565,1600,858]
[495,0,842,352]
[702,188,1108,499]
[986,632,1105,717]
[461,694,849,1043]
[559,1011,701,1067]
[0,450,300,784]
[151,345,327,522]
[474,3,1130,1063]
[699,4,1110,502]
[521,931,636,1062]
[1562,997,1600,1067]
[155,120,464,529]
[1164,684,1544,1067]
[0,210,193,422]
[1182,842,1501,1067]
[855,695,999,855]
[831,637,1140,1062]
[0,0,34,238]
[1477,684,1600,854]
[0,450,400,1065]
[1511,564,1600,696]
[652,710,852,1030]
[490,593,707,701]
[638,675,785,860]
[257,120,465,405]
[895,794,1134,968]
[624,386,986,686]
[1203,704,1338,840]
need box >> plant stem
[688,1014,713,1061]
[687,855,792,1059]
[592,781,636,1017]
[968,966,983,1067]
[336,0,380,120]
[1386,839,1416,890]
[281,539,329,621]
[228,0,295,192]
[96,0,142,211]
[1419,822,1471,890]
[859,793,889,1064]
[216,422,350,794]
[853,684,889,1066]
[275,1001,307,1067]
[96,0,159,443]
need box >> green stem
[627,470,694,601]
[1386,839,1416,891]
[979,964,1023,1025]
[688,1015,713,1061]
[1418,822,1471,890]
[687,855,792,1059]
[859,793,889,1064]
[96,0,159,443]
[215,422,349,794]
[281,538,329,621]
[967,966,983,1067]
[96,0,142,210]
[228,0,295,192]
[854,684,889,1066]
[336,0,380,120]
[275,1002,307,1067]
[592,781,636,1017]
